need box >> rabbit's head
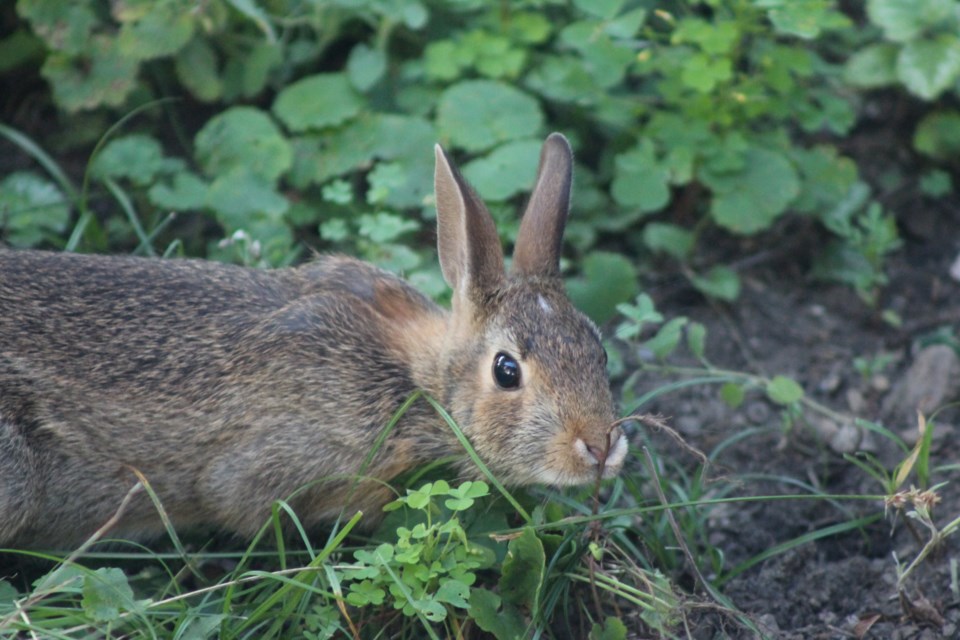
[433,133,628,486]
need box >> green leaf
[435,579,470,609]
[690,265,740,301]
[273,73,364,132]
[469,589,524,640]
[567,252,640,324]
[462,139,542,201]
[436,80,543,152]
[766,375,805,405]
[642,222,693,259]
[720,382,745,409]
[91,134,182,186]
[175,38,223,102]
[41,35,139,112]
[573,0,624,19]
[347,43,386,91]
[205,168,288,223]
[913,110,960,159]
[81,567,141,623]
[686,322,707,360]
[148,171,208,210]
[758,0,851,39]
[865,0,955,42]
[844,43,898,89]
[117,4,195,61]
[919,169,952,197]
[611,140,670,213]
[0,171,70,248]
[642,317,687,361]
[672,19,740,55]
[195,107,292,181]
[701,147,799,235]
[680,52,733,93]
[357,213,418,243]
[590,616,628,640]
[17,0,98,56]
[500,527,544,610]
[896,35,960,101]
[0,580,17,615]
[224,0,276,42]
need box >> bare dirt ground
[630,203,960,638]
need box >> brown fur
[0,134,625,548]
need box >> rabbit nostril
[585,443,606,464]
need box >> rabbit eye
[492,352,521,389]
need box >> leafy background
[5,0,954,319]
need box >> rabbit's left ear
[512,133,573,278]
[434,144,506,297]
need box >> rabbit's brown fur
[0,134,627,548]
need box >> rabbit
[0,133,628,549]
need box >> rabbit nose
[579,427,628,469]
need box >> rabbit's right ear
[434,144,505,297]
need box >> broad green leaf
[702,147,799,235]
[642,317,687,360]
[611,140,670,213]
[238,42,283,97]
[500,527,544,610]
[224,0,276,41]
[567,252,640,324]
[347,43,386,91]
[0,171,70,248]
[720,382,745,409]
[117,4,194,60]
[789,145,860,215]
[766,375,805,405]
[148,171,208,210]
[195,107,292,181]
[41,35,138,112]
[573,0,624,19]
[81,567,141,623]
[680,52,733,93]
[17,0,97,56]
[469,589,524,640]
[865,0,955,42]
[913,110,960,159]
[757,0,851,39]
[357,212,417,243]
[919,169,952,197]
[642,222,693,259]
[435,579,470,609]
[844,43,898,89]
[590,616,628,640]
[436,80,543,152]
[525,55,599,104]
[896,35,960,101]
[205,168,288,223]
[91,135,182,186]
[462,139,541,201]
[0,580,17,615]
[690,265,740,301]
[672,19,739,55]
[175,38,222,102]
[273,73,364,132]
[605,8,647,38]
[560,21,634,88]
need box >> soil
[626,203,960,638]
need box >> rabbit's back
[0,251,446,545]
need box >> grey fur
[0,133,624,548]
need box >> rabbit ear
[434,144,505,296]
[512,133,573,278]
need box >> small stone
[847,388,866,414]
[871,374,890,392]
[813,416,839,440]
[883,345,960,426]
[950,252,960,282]
[829,422,862,454]
[819,372,842,394]
[755,613,780,636]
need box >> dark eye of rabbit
[492,352,521,389]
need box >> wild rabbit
[0,133,627,548]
